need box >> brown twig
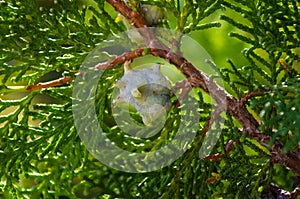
[268,183,300,199]
[101,49,300,176]
[202,153,221,163]
[106,0,147,29]
[240,89,269,105]
[94,48,146,70]
[171,80,192,107]
[201,104,224,138]
[105,0,300,176]
[106,0,161,47]
[26,76,73,91]
[271,143,300,177]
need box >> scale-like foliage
[220,0,300,153]
[0,0,299,198]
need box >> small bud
[141,5,166,27]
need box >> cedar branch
[26,76,73,91]
[105,0,300,176]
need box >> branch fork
[104,0,300,177]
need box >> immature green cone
[141,5,166,27]
[114,62,172,126]
[115,4,166,44]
